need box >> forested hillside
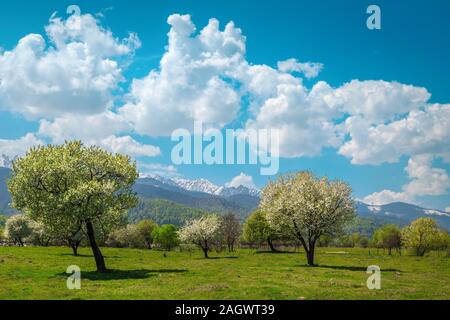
[128,198,207,226]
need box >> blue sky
[0,0,449,210]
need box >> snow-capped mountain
[139,174,181,189]
[423,209,450,218]
[144,176,261,198]
[357,201,450,230]
[0,155,14,168]
[173,178,222,195]
[174,178,261,197]
[215,185,261,197]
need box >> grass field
[0,246,449,300]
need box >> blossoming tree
[4,214,33,246]
[8,141,138,272]
[179,215,221,258]
[260,172,355,266]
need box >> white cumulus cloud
[225,173,257,189]
[0,133,44,160]
[277,58,323,79]
[363,154,450,205]
[339,103,449,165]
[138,162,179,178]
[120,14,245,136]
[0,13,139,119]
[362,190,413,206]
[403,154,450,196]
[100,135,161,158]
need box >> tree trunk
[70,241,79,256]
[202,247,209,258]
[228,240,235,253]
[306,250,315,266]
[86,220,107,272]
[268,239,277,252]
[305,240,316,266]
[388,247,392,255]
[68,237,81,256]
[72,244,78,256]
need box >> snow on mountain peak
[147,176,261,197]
[424,209,450,218]
[0,155,14,168]
[173,178,221,195]
[137,171,261,197]
[214,185,261,197]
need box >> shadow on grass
[57,268,188,281]
[298,265,401,272]
[58,253,121,259]
[194,256,239,260]
[255,251,299,254]
[58,253,92,258]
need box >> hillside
[133,182,256,218]
[128,198,206,226]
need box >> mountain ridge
[148,175,261,198]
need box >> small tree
[220,213,241,252]
[107,227,129,248]
[179,215,221,258]
[8,141,138,272]
[136,220,158,249]
[65,226,84,256]
[107,224,145,248]
[4,215,33,246]
[435,231,450,253]
[261,172,355,266]
[358,236,369,248]
[152,224,180,251]
[373,224,402,255]
[401,218,442,256]
[29,221,52,247]
[243,210,282,252]
[350,233,361,248]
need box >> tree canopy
[4,214,33,246]
[179,215,221,258]
[136,219,159,249]
[7,141,138,272]
[152,224,180,251]
[243,210,284,252]
[372,224,402,255]
[219,213,241,253]
[260,171,355,266]
[401,218,443,256]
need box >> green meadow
[0,246,449,300]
